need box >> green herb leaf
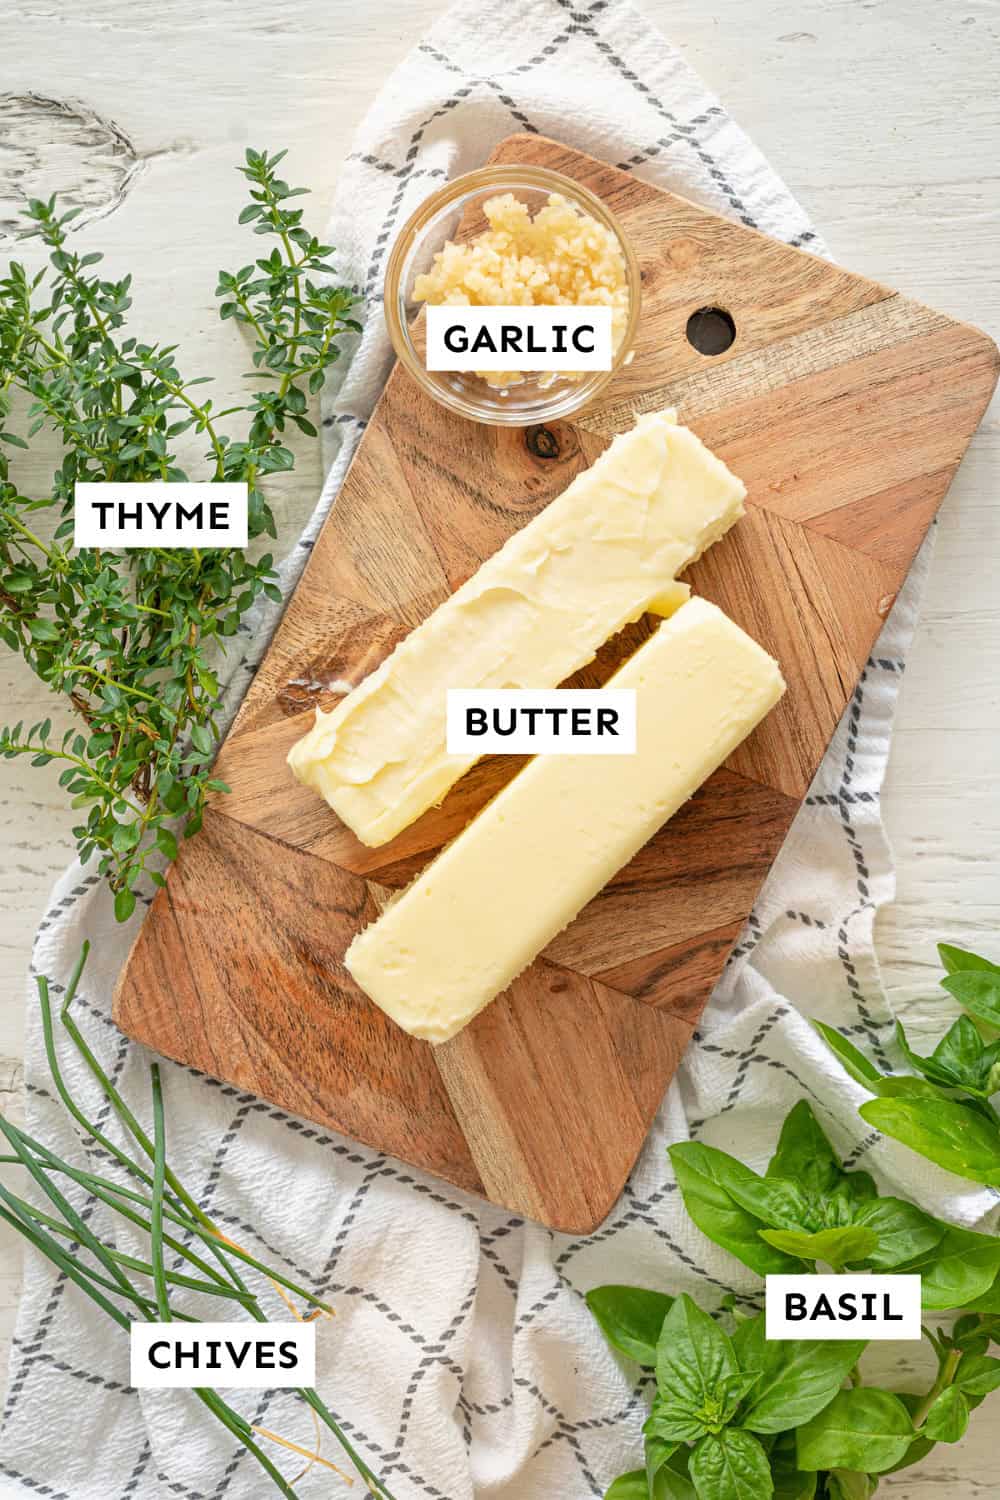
[768,1433,817,1500]
[189,723,214,756]
[895,1016,1000,1099]
[646,1434,677,1493]
[587,1285,674,1366]
[860,1096,1000,1186]
[796,1388,914,1474]
[827,1472,877,1500]
[646,1394,715,1446]
[688,1429,773,1500]
[155,826,179,862]
[669,1144,806,1276]
[941,970,1000,1028]
[655,1295,744,1435]
[605,1472,649,1500]
[758,1225,879,1269]
[956,1352,1000,1397]
[712,1170,814,1233]
[851,1196,947,1269]
[605,1464,695,1500]
[938,942,1000,976]
[922,1385,969,1443]
[812,1023,883,1089]
[765,1101,843,1196]
[114,887,136,923]
[902,1226,1000,1309]
[739,1336,867,1435]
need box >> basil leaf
[922,1385,969,1443]
[883,1395,938,1474]
[768,1433,817,1500]
[610,1455,697,1500]
[895,1021,969,1090]
[796,1388,914,1474]
[689,1430,773,1500]
[654,1450,698,1500]
[868,1075,949,1101]
[646,1396,711,1445]
[587,1285,674,1366]
[708,1169,814,1234]
[941,970,1000,1028]
[902,1226,1000,1309]
[660,1451,698,1500]
[766,1101,843,1195]
[828,1472,877,1500]
[956,1352,1000,1396]
[732,1311,765,1381]
[669,1144,804,1276]
[952,1312,992,1352]
[938,941,1000,976]
[740,1338,867,1435]
[825,1171,879,1220]
[605,1472,648,1500]
[758,1226,878,1269]
[852,1197,947,1269]
[901,1014,1000,1101]
[930,1016,990,1088]
[655,1295,742,1428]
[646,1434,677,1492]
[964,1274,1000,1314]
[860,1095,1000,1186]
[812,1023,882,1089]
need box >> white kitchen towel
[3,1,993,1498]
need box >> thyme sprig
[0,148,361,918]
[0,943,394,1498]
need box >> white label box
[765,1275,922,1341]
[74,483,248,548]
[425,305,613,372]
[447,688,636,755]
[130,1321,315,1388]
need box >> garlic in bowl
[383,165,640,426]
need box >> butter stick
[345,598,785,1043]
[288,410,745,846]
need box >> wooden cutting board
[114,134,998,1233]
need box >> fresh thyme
[0,148,361,918]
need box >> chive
[0,1115,141,1310]
[4,1192,253,1305]
[0,1144,234,1292]
[57,967,213,1227]
[300,1387,398,1499]
[150,1063,171,1321]
[194,1389,300,1500]
[0,1199,131,1330]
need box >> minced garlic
[413,192,629,388]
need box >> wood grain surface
[112,132,998,1233]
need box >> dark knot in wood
[0,93,143,241]
[525,424,561,460]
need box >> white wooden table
[2,0,997,1492]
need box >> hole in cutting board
[686,306,736,356]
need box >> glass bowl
[383,165,641,427]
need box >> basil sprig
[667,1101,1000,1307]
[593,1291,864,1500]
[815,942,1000,1185]
[589,1098,999,1499]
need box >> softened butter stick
[345,598,785,1042]
[288,409,745,846]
